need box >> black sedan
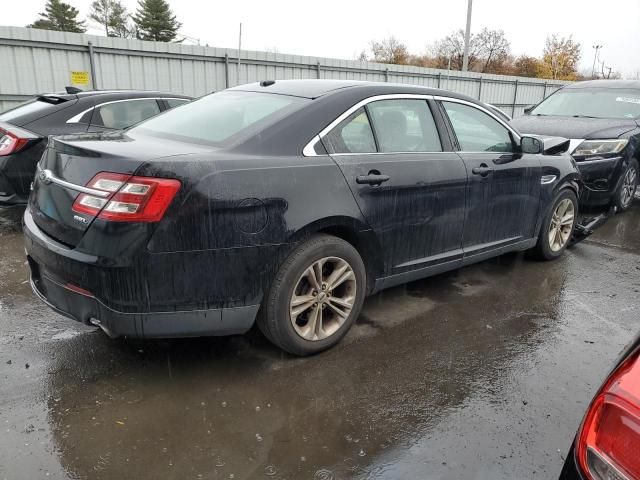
[24,80,581,356]
[560,332,640,480]
[511,80,640,212]
[0,88,191,207]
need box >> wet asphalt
[1,204,639,480]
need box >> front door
[324,98,468,275]
[440,100,542,258]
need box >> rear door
[324,97,467,275]
[439,100,541,259]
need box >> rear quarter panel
[136,154,370,309]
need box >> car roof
[229,79,476,102]
[565,80,640,90]
[74,89,192,99]
[35,89,192,103]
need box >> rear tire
[613,159,638,212]
[532,189,578,261]
[257,234,366,356]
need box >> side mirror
[521,136,543,154]
[523,105,535,115]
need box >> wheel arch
[288,216,384,294]
[557,178,580,197]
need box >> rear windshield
[132,91,308,146]
[0,98,57,124]
[531,88,640,119]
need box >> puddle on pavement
[1,204,639,479]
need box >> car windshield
[132,90,308,146]
[531,87,640,119]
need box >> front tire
[532,189,578,261]
[613,159,638,212]
[257,234,366,356]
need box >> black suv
[511,80,640,211]
[0,89,192,206]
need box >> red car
[560,332,640,479]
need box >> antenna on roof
[260,80,276,87]
[65,86,83,94]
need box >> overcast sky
[7,0,640,77]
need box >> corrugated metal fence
[0,26,568,116]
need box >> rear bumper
[23,207,260,339]
[0,171,28,206]
[0,142,44,206]
[28,268,258,338]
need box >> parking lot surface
[1,204,639,480]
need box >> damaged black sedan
[512,80,640,212]
[24,80,581,355]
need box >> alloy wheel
[620,167,637,209]
[289,256,357,341]
[548,198,575,252]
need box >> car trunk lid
[29,131,205,247]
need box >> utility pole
[591,45,602,79]
[462,0,473,71]
[237,22,242,85]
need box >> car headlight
[573,139,628,158]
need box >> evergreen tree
[89,0,132,38]
[132,0,182,42]
[28,0,86,33]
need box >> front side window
[133,91,307,146]
[324,108,376,154]
[443,101,514,153]
[367,99,442,153]
[93,99,161,130]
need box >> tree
[430,28,512,73]
[361,37,410,65]
[132,0,181,42]
[89,0,132,38]
[475,28,510,74]
[407,54,439,68]
[513,55,543,78]
[28,0,86,33]
[540,34,581,80]
[429,29,480,71]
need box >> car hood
[510,115,638,140]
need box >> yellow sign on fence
[70,71,90,85]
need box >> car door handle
[472,164,493,177]
[356,172,390,186]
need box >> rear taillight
[0,127,30,156]
[576,348,640,480]
[72,172,181,222]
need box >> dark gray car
[0,88,192,206]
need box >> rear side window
[166,98,190,109]
[0,99,57,124]
[93,99,161,130]
[367,99,442,152]
[133,91,306,145]
[324,108,376,154]
[443,101,514,153]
